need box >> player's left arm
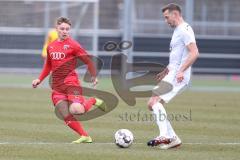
[176,42,199,83]
[75,44,98,86]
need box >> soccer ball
[114,129,134,148]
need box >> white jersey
[168,22,196,83]
[155,22,196,103]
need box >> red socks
[64,114,88,136]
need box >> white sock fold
[152,102,168,138]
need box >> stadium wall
[0,34,239,75]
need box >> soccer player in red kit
[32,17,105,144]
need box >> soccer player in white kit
[147,3,199,149]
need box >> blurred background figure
[41,28,58,59]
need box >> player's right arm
[32,49,51,88]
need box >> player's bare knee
[160,99,165,105]
[147,98,154,111]
[148,105,153,111]
[55,100,70,118]
[69,103,85,115]
[147,96,164,110]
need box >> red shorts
[51,90,85,106]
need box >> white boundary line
[0,142,240,145]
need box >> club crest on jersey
[50,52,66,60]
[63,45,70,50]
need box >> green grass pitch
[0,75,240,160]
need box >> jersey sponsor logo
[63,45,70,50]
[50,52,66,60]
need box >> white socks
[152,102,168,137]
[166,119,177,138]
[152,102,176,138]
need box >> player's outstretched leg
[56,101,93,143]
[84,97,106,112]
[71,98,106,144]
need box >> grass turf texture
[0,75,240,160]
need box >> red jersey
[38,37,96,92]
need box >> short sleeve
[181,25,196,46]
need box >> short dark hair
[162,3,182,14]
[56,17,72,26]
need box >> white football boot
[159,136,182,149]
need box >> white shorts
[152,69,190,103]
